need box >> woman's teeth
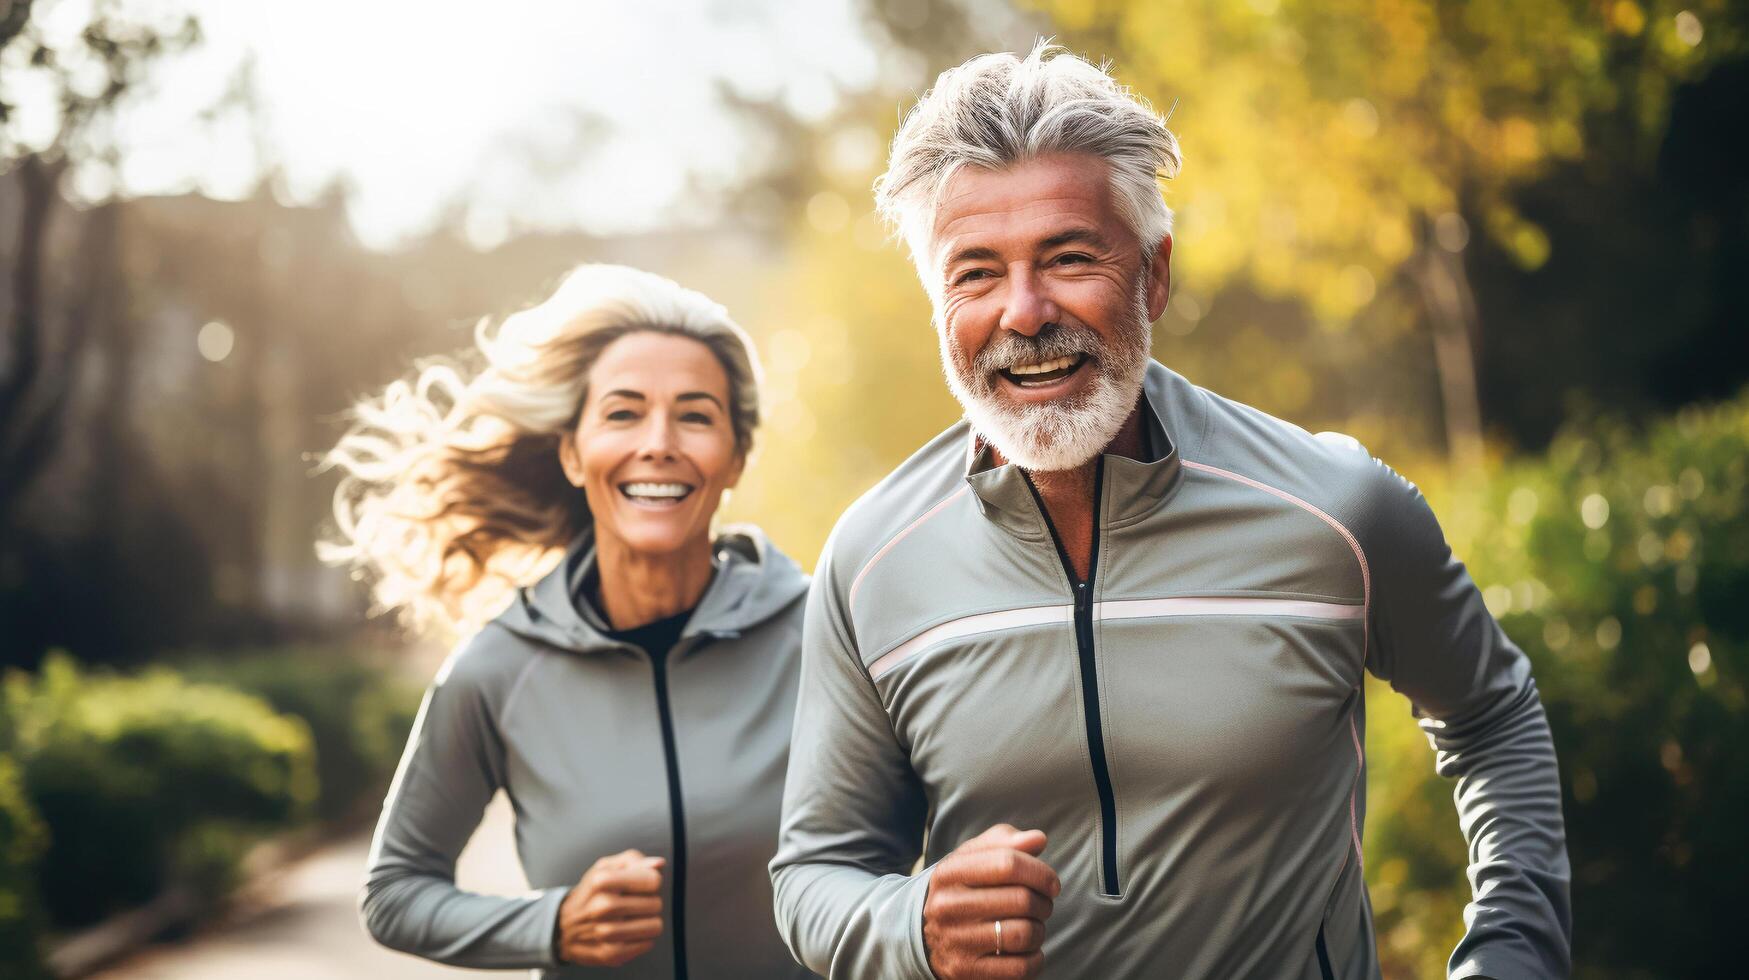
[1008,355,1079,376]
[620,482,693,503]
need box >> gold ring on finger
[995,919,1004,956]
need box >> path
[89,793,531,979]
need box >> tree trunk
[0,155,69,520]
[1411,242,1487,476]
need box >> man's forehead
[931,154,1121,258]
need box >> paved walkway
[91,794,531,979]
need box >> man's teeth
[1008,355,1080,376]
[622,482,692,499]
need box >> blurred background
[0,0,1744,977]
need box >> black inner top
[603,608,693,663]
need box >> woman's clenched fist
[555,849,667,967]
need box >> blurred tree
[1470,54,1749,447]
[0,0,199,522]
[1023,0,1748,468]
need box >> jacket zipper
[650,647,690,980]
[1025,459,1121,896]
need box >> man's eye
[1054,252,1091,265]
[954,269,992,285]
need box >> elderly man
[771,44,1570,980]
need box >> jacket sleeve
[359,639,568,969]
[770,543,936,979]
[1363,465,1572,980]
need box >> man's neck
[993,401,1147,581]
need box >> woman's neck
[592,531,716,631]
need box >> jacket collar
[963,360,1191,533]
[495,525,807,654]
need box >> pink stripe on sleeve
[848,485,971,614]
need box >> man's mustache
[971,322,1102,377]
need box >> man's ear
[557,431,586,488]
[1145,233,1173,322]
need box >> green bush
[0,752,48,979]
[3,654,316,928]
[1366,391,1749,978]
[183,647,419,823]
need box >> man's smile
[993,353,1094,403]
[999,353,1088,386]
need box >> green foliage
[1365,389,1749,978]
[2,654,316,927]
[1360,676,1467,976]
[1034,0,1748,312]
[0,752,48,979]
[182,647,420,823]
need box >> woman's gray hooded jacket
[361,528,812,979]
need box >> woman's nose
[637,416,679,460]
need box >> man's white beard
[941,286,1152,473]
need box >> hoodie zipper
[650,644,689,980]
[1025,459,1121,896]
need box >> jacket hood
[492,525,808,652]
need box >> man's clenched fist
[922,824,1060,979]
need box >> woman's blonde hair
[318,264,763,633]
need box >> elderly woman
[322,265,812,979]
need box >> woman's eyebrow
[601,389,646,401]
[677,392,726,409]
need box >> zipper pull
[1075,580,1090,614]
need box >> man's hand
[922,824,1060,979]
[554,849,666,967]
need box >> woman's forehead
[589,331,729,397]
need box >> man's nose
[997,265,1060,337]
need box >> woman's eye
[606,409,638,421]
[682,412,714,425]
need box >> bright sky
[11,0,886,248]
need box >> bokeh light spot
[1341,98,1380,139]
[197,320,235,362]
[1507,485,1539,525]
[1674,11,1704,47]
[806,191,850,233]
[1338,264,1376,308]
[1434,212,1470,253]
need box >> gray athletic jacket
[362,528,813,980]
[771,361,1570,980]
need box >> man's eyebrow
[943,243,1001,268]
[942,229,1109,270]
[1040,228,1109,251]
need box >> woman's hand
[555,849,667,967]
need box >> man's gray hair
[875,42,1182,292]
